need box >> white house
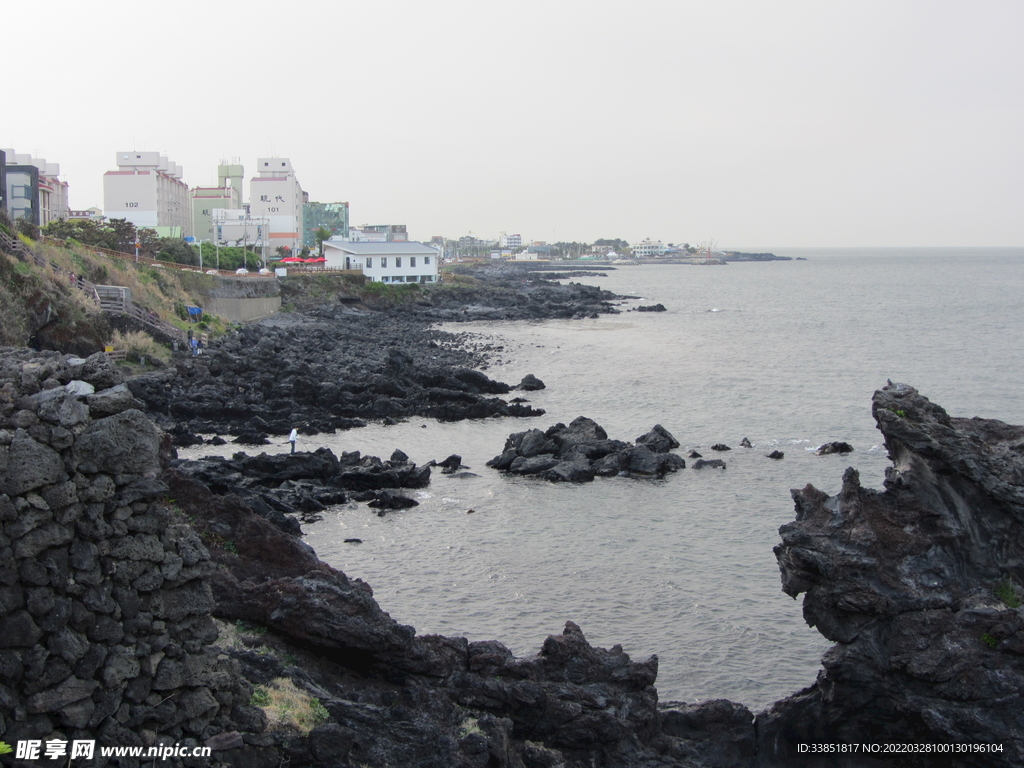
[633,238,667,258]
[321,240,440,283]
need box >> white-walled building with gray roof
[321,239,440,283]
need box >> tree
[553,241,588,259]
[0,205,13,235]
[153,238,197,265]
[275,246,291,259]
[315,227,332,257]
[138,228,160,255]
[104,218,139,254]
[15,217,40,241]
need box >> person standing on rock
[289,427,298,454]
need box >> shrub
[994,579,1022,608]
[108,329,169,364]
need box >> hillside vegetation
[0,222,225,356]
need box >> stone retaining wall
[201,297,282,324]
[0,349,262,756]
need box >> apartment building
[1,148,70,226]
[249,158,305,253]
[103,151,190,236]
[191,163,244,243]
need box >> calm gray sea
[185,247,1024,711]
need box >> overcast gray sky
[6,0,1022,247]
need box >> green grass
[250,679,329,734]
[235,619,267,635]
[361,281,420,304]
[994,579,1021,608]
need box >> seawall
[196,276,281,323]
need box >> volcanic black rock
[517,373,546,391]
[488,417,685,482]
[170,446,431,529]
[814,440,853,455]
[761,382,1024,766]
[692,459,727,470]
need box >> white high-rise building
[103,151,190,236]
[249,157,305,253]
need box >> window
[396,257,402,268]
[381,257,387,268]
[365,257,372,269]
[13,186,32,199]
[410,257,416,267]
[424,256,431,265]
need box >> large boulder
[635,424,680,453]
[0,429,67,495]
[74,409,163,476]
[517,374,546,391]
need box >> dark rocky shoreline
[3,349,1021,766]
[126,266,625,445]
[2,258,1022,767]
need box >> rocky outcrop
[165,469,755,767]
[692,459,726,470]
[517,373,546,391]
[761,383,1024,766]
[9,345,1022,767]
[487,417,686,482]
[128,319,544,442]
[170,446,431,529]
[163,472,418,665]
[408,263,626,321]
[814,440,853,455]
[720,252,791,262]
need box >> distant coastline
[514,250,793,269]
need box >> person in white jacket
[288,428,298,454]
